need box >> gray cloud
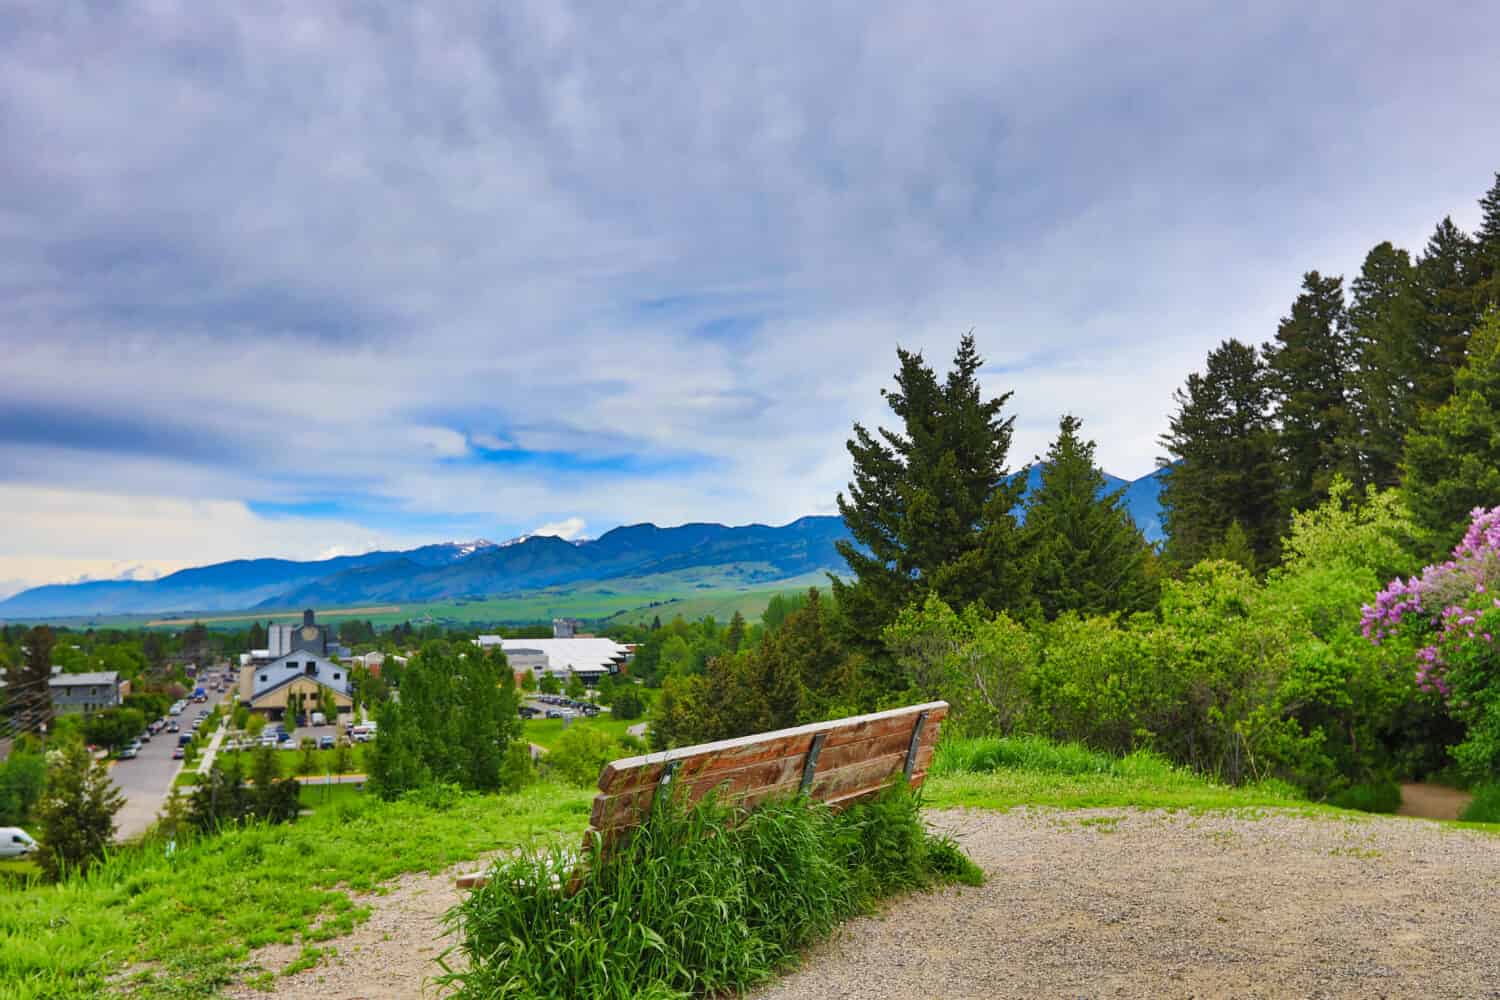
[1,1,1498,588]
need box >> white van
[1,827,38,860]
[310,712,327,727]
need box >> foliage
[883,594,1035,735]
[1263,270,1359,515]
[1460,783,1500,823]
[1327,780,1401,814]
[445,784,980,1000]
[538,673,561,696]
[1403,311,1500,551]
[545,726,628,788]
[610,683,644,720]
[82,708,145,752]
[366,644,522,799]
[187,749,301,832]
[1159,339,1282,568]
[564,674,586,700]
[0,751,47,826]
[32,743,125,881]
[1024,414,1158,619]
[833,334,1032,657]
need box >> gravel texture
[754,807,1500,1000]
[223,807,1500,999]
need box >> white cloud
[0,2,1497,590]
[528,517,588,541]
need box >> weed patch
[1461,784,1500,823]
[443,784,981,999]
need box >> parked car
[178,734,193,747]
[0,827,38,859]
[318,735,335,750]
[172,747,185,760]
[140,730,151,742]
[518,706,540,719]
[545,709,564,719]
[168,721,180,733]
[117,746,138,760]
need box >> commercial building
[238,610,354,720]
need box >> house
[48,671,129,715]
[473,636,630,686]
[238,610,354,720]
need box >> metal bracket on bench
[651,759,682,814]
[903,711,930,780]
[800,732,828,794]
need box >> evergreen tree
[1024,415,1157,619]
[1404,311,1500,551]
[1205,521,1258,575]
[1475,173,1500,309]
[1347,242,1424,487]
[34,743,124,880]
[724,611,746,653]
[1159,339,1281,568]
[12,625,56,732]
[1264,271,1358,511]
[1412,217,1479,409]
[833,335,1031,658]
[248,621,268,650]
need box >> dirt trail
[223,807,1500,1000]
[1398,781,1472,821]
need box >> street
[110,724,186,840]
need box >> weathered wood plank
[589,742,936,829]
[596,702,947,794]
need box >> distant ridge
[0,469,1166,619]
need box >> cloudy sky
[2,1,1498,598]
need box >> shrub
[33,743,125,881]
[1460,783,1500,823]
[444,784,981,999]
[1328,780,1402,814]
[545,727,625,788]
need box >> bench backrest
[586,700,949,845]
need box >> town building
[472,635,630,686]
[238,610,354,720]
[48,671,129,715]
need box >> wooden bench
[457,700,948,890]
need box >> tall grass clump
[443,784,982,1000]
[1461,784,1500,823]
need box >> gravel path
[754,807,1500,1000]
[221,807,1500,999]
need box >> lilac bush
[1363,506,1500,776]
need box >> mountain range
[0,468,1168,618]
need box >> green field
[9,571,833,631]
[521,714,639,751]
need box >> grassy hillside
[20,571,831,631]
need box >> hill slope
[1,470,1166,618]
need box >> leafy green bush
[1328,780,1401,814]
[1460,784,1500,823]
[444,784,981,999]
[544,727,626,788]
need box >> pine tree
[1470,172,1500,314]
[724,611,746,653]
[1159,339,1281,568]
[1347,242,1424,488]
[1024,415,1157,619]
[1404,311,1500,551]
[33,743,124,880]
[1206,521,1257,574]
[1412,217,1479,410]
[1264,271,1359,512]
[833,335,1031,655]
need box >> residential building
[49,671,129,715]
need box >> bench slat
[597,701,948,795]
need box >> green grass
[521,714,637,752]
[924,735,1312,813]
[0,782,595,1000]
[446,783,980,1000]
[214,744,371,777]
[1328,779,1402,815]
[11,570,834,631]
[296,782,366,809]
